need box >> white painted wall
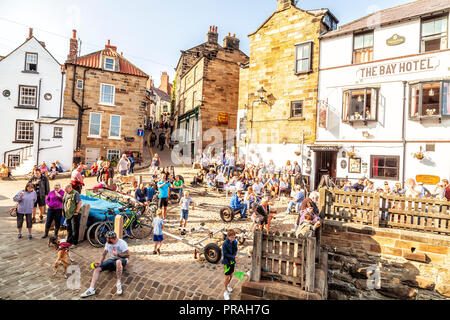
[317,13,450,187]
[0,37,62,166]
[33,122,77,172]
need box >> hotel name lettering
[358,57,438,79]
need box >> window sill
[295,71,312,76]
[22,70,39,74]
[288,117,305,121]
[53,136,63,139]
[98,103,116,107]
[14,106,38,110]
[108,136,122,140]
[87,135,102,139]
[409,115,447,123]
[12,140,33,144]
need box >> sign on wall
[386,34,405,46]
[218,112,229,124]
[318,100,329,129]
[357,57,439,79]
[416,175,440,185]
[137,129,144,137]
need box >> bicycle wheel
[94,221,114,246]
[148,203,158,216]
[87,222,104,248]
[130,215,153,239]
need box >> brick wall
[322,221,450,299]
[63,64,148,160]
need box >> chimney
[223,33,240,51]
[207,25,218,44]
[277,0,295,11]
[105,39,117,51]
[67,29,78,61]
[158,72,171,95]
[27,28,33,40]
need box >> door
[85,148,100,167]
[315,151,337,189]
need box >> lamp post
[246,87,269,164]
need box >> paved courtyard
[0,165,296,300]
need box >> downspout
[36,78,42,166]
[401,81,407,189]
[59,69,64,118]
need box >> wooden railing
[319,188,450,235]
[250,230,317,292]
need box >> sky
[0,0,412,86]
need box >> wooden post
[319,188,326,217]
[251,230,263,282]
[78,204,90,243]
[114,215,124,239]
[305,236,316,292]
[373,193,380,227]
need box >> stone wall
[322,221,450,300]
[63,64,148,160]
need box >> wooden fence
[319,188,450,235]
[250,230,317,292]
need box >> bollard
[114,215,124,239]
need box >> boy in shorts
[152,210,164,255]
[222,229,238,300]
[179,191,195,228]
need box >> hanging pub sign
[218,112,229,124]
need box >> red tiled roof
[322,0,450,39]
[66,47,148,78]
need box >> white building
[314,0,450,190]
[0,29,76,175]
[152,87,172,125]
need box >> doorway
[315,151,337,189]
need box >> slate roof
[152,87,171,102]
[322,0,450,39]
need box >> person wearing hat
[80,231,129,298]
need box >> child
[179,191,195,228]
[222,229,238,300]
[152,210,164,255]
[146,183,155,202]
[295,212,320,237]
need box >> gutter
[36,78,42,166]
[402,81,407,189]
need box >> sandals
[39,216,44,223]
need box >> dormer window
[104,57,115,71]
[25,53,38,72]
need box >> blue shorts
[180,209,189,220]
[153,234,163,242]
[99,258,127,272]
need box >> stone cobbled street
[0,167,296,300]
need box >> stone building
[237,0,338,178]
[63,31,149,166]
[174,26,249,159]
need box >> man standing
[63,184,82,246]
[29,168,50,223]
[128,155,136,175]
[71,165,84,194]
[117,154,130,176]
[157,174,172,219]
[80,231,129,298]
[442,179,450,201]
[158,132,166,151]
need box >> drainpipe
[36,78,42,166]
[401,81,407,189]
[59,69,64,118]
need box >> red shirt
[445,186,450,201]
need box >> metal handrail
[4,145,33,168]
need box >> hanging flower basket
[413,152,425,160]
[294,151,301,156]
[347,151,356,158]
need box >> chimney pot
[72,29,77,39]
[107,40,111,45]
[28,28,33,39]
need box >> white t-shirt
[105,238,129,261]
[253,182,264,194]
[118,158,129,171]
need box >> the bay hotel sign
[357,56,439,79]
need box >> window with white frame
[107,150,120,161]
[295,42,313,73]
[76,79,84,89]
[25,53,38,71]
[16,120,34,142]
[100,84,115,105]
[89,113,102,137]
[18,85,37,107]
[104,57,115,71]
[53,127,63,138]
[343,88,379,122]
[421,16,448,52]
[109,115,121,138]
